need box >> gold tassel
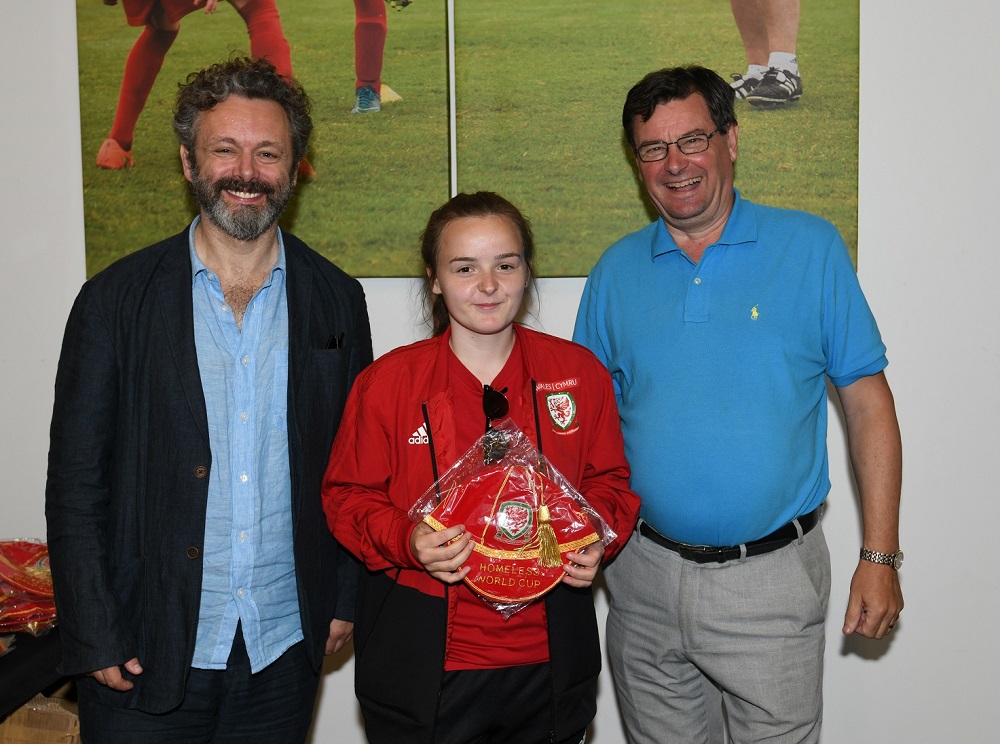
[536,504,562,568]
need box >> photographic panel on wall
[77,0,858,279]
[76,0,450,278]
[452,0,860,275]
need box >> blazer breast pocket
[309,347,349,380]
[302,348,351,415]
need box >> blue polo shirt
[188,218,302,672]
[574,191,886,546]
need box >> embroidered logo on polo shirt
[751,305,760,320]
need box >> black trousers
[78,629,320,744]
[433,662,587,744]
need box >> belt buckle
[679,543,729,564]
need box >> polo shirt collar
[649,188,757,259]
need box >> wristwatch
[860,547,904,570]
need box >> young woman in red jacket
[322,192,640,744]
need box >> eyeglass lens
[637,130,716,162]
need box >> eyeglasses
[482,384,510,464]
[634,129,719,163]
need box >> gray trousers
[605,521,830,744]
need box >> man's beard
[188,160,294,242]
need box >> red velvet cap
[0,541,52,597]
[424,464,599,603]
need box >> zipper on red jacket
[531,378,544,457]
[422,402,441,503]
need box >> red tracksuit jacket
[322,325,640,741]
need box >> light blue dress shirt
[188,218,303,672]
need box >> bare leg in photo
[728,0,803,106]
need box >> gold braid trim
[422,516,600,559]
[470,533,599,560]
[423,515,449,532]
[463,576,563,603]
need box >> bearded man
[46,56,372,744]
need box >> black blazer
[45,229,372,713]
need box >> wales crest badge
[495,500,533,543]
[546,392,577,431]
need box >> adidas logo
[408,425,429,445]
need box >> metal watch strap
[860,547,902,570]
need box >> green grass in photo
[77,0,857,278]
[78,0,450,277]
[455,0,859,274]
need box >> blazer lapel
[285,240,313,395]
[155,235,210,444]
[284,240,313,519]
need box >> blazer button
[194,465,208,478]
[186,547,200,559]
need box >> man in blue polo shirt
[573,66,903,743]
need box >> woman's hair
[419,191,537,336]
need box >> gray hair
[173,56,312,171]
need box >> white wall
[2,1,995,741]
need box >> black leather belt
[639,504,823,564]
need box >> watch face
[893,550,904,570]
